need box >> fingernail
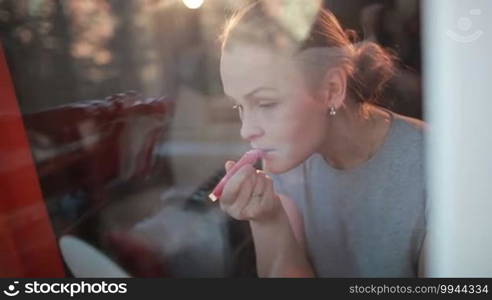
[225,161,235,170]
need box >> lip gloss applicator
[209,149,265,202]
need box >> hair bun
[349,41,396,102]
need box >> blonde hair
[220,1,396,104]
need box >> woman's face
[220,44,329,174]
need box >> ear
[318,67,347,111]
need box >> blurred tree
[0,0,77,113]
[107,0,142,94]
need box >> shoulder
[387,112,426,171]
[393,113,427,131]
[390,112,427,145]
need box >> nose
[240,113,264,142]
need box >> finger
[243,172,266,218]
[252,170,266,198]
[225,160,235,172]
[252,173,278,219]
[262,175,279,212]
[229,172,257,219]
[220,174,252,214]
[220,164,256,205]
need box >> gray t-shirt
[269,111,427,277]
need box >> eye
[258,102,277,108]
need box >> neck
[317,100,389,170]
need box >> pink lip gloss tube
[209,149,264,202]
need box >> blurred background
[1,0,426,277]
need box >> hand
[219,160,282,222]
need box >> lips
[255,149,275,160]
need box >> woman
[217,2,426,277]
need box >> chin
[262,160,299,174]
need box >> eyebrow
[245,87,277,99]
[226,87,278,103]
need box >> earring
[329,106,337,116]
